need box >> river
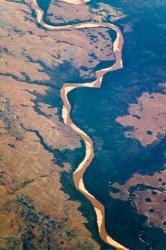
[32,0,166,249]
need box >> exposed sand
[30,0,128,249]
[61,0,89,4]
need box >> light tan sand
[61,0,89,4]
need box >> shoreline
[29,0,128,249]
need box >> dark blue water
[37,0,51,12]
[68,2,166,250]
[36,0,166,249]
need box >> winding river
[30,0,128,249]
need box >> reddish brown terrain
[110,167,166,233]
[116,91,166,146]
[1,0,166,248]
[47,0,125,23]
[111,86,166,234]
[0,0,125,248]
